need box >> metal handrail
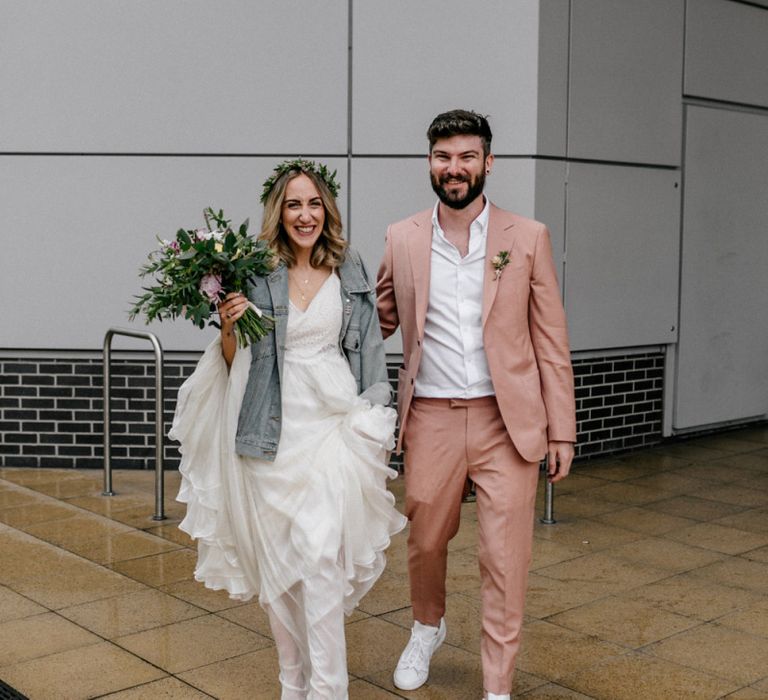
[103,327,165,521]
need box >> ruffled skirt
[170,339,406,616]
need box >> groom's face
[429,134,493,210]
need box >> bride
[170,159,407,699]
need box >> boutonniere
[490,250,511,280]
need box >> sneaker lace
[400,633,432,670]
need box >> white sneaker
[486,693,511,700]
[393,618,446,690]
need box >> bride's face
[281,174,326,257]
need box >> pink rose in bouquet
[199,273,224,302]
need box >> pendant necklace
[298,277,309,301]
[291,269,312,302]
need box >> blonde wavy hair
[259,166,347,269]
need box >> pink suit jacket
[376,204,577,463]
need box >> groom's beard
[430,170,486,210]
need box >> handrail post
[540,479,556,525]
[102,332,115,496]
[103,327,166,521]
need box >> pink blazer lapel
[482,206,517,327]
[406,210,433,338]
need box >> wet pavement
[1,425,767,698]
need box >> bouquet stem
[234,307,275,348]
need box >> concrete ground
[1,425,767,699]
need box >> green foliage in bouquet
[129,207,275,347]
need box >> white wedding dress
[170,273,406,699]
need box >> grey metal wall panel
[348,158,433,284]
[674,106,768,429]
[0,155,347,351]
[351,0,540,155]
[536,0,570,157]
[568,0,684,165]
[564,163,680,351]
[348,158,431,355]
[685,0,768,109]
[534,159,567,289]
[0,1,348,153]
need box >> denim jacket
[234,247,391,461]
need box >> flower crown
[260,158,340,204]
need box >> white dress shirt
[414,198,495,398]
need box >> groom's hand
[547,441,574,483]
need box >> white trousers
[267,563,349,700]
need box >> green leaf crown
[260,158,340,204]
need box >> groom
[376,109,576,698]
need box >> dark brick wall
[1,350,665,469]
[0,357,197,469]
[573,351,665,458]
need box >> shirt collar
[432,195,491,239]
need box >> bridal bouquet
[129,208,274,347]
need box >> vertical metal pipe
[540,479,556,525]
[152,335,165,521]
[102,330,115,496]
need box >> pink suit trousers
[404,395,540,695]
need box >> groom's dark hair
[427,109,493,158]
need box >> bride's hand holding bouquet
[216,290,252,360]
